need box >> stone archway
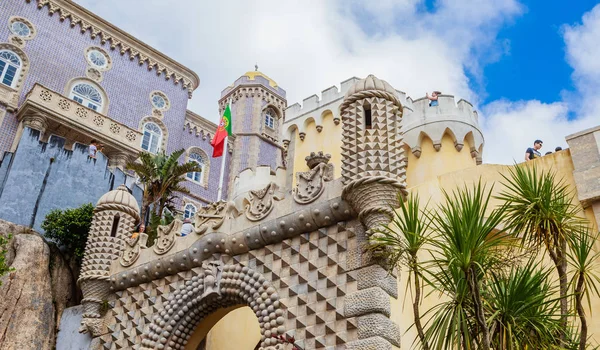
[141,261,287,350]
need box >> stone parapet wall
[402,94,484,161]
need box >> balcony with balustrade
[15,83,142,167]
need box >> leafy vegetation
[370,165,600,350]
[0,234,14,285]
[41,203,94,263]
[126,150,201,245]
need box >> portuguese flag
[211,104,232,158]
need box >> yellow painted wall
[291,111,342,185]
[185,306,261,350]
[397,150,600,349]
[406,133,477,188]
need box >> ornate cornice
[29,0,200,97]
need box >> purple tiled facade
[0,0,231,214]
[0,0,287,217]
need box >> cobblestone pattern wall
[98,220,368,350]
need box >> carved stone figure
[153,219,181,255]
[194,200,231,235]
[294,151,334,204]
[201,260,223,299]
[244,182,284,221]
[120,232,147,267]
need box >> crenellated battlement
[285,77,360,121]
[401,94,484,161]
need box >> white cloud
[75,0,521,121]
[481,4,600,164]
[74,0,600,166]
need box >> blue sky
[77,0,600,164]
[482,0,597,106]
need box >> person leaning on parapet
[426,91,442,107]
[179,218,194,237]
[525,139,543,161]
[88,139,98,159]
[555,146,563,152]
[131,223,145,240]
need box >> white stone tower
[78,185,140,335]
[401,94,484,186]
[340,75,408,235]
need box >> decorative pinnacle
[255,63,258,71]
[305,151,331,169]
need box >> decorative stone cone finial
[340,75,408,236]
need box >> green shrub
[42,203,94,263]
[0,234,14,285]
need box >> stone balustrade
[17,83,143,167]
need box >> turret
[402,94,484,186]
[219,69,288,198]
[340,75,408,235]
[78,185,140,335]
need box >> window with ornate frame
[141,122,162,154]
[265,111,275,129]
[186,152,205,183]
[185,147,209,187]
[0,50,21,88]
[69,82,103,111]
[84,46,112,71]
[8,16,36,41]
[183,203,197,220]
[150,91,170,111]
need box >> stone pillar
[340,75,407,236]
[21,113,49,143]
[106,151,130,170]
[78,185,140,336]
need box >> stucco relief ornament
[153,219,181,255]
[120,233,143,267]
[194,200,239,235]
[294,151,334,204]
[244,182,284,222]
[201,260,223,299]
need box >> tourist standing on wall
[427,91,441,106]
[179,218,194,237]
[525,139,543,161]
[88,140,98,159]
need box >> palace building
[2,1,600,350]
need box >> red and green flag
[211,104,232,158]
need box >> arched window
[186,152,205,183]
[264,109,275,129]
[0,50,21,88]
[183,203,196,220]
[69,82,103,111]
[141,122,162,154]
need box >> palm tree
[485,259,561,350]
[567,228,600,350]
[422,262,476,349]
[497,165,582,344]
[430,182,510,350]
[368,194,431,350]
[126,149,202,234]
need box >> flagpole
[216,137,227,201]
[216,99,231,201]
